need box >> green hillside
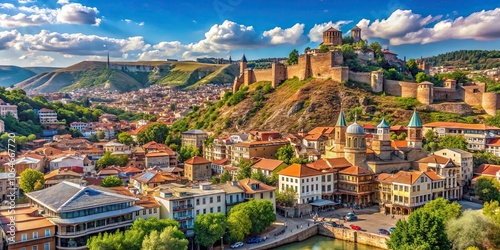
[424,50,500,69]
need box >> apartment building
[238,178,276,212]
[38,108,59,124]
[277,163,323,204]
[154,183,225,237]
[423,122,500,152]
[181,129,208,151]
[250,158,287,177]
[417,155,462,199]
[26,181,142,249]
[434,148,473,187]
[376,171,445,215]
[184,156,211,181]
[216,181,245,211]
[0,173,19,202]
[0,207,56,250]
[145,150,178,169]
[0,99,17,119]
[337,166,375,205]
[230,140,289,164]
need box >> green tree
[230,200,275,234]
[137,122,170,145]
[101,176,124,187]
[178,145,200,162]
[319,44,329,53]
[446,210,500,250]
[97,151,130,167]
[194,213,226,249]
[170,103,176,111]
[220,170,232,183]
[118,132,134,146]
[276,188,297,207]
[69,128,83,138]
[287,49,299,65]
[475,177,500,202]
[387,208,450,250]
[304,47,311,53]
[340,44,356,60]
[290,157,309,164]
[87,230,135,250]
[483,200,500,225]
[449,70,469,83]
[211,176,218,184]
[369,41,382,58]
[420,197,462,223]
[415,72,429,83]
[276,145,294,164]
[406,59,420,77]
[236,159,252,180]
[20,168,45,193]
[423,129,439,153]
[141,227,188,250]
[250,169,268,184]
[437,135,468,151]
[97,131,106,140]
[89,134,99,143]
[473,151,500,167]
[227,209,252,243]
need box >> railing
[173,204,194,211]
[59,220,133,236]
[174,216,194,221]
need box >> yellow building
[230,140,288,164]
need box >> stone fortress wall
[233,49,500,116]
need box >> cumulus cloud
[57,0,69,4]
[0,30,20,50]
[355,9,442,41]
[57,3,101,25]
[308,20,353,42]
[18,0,36,3]
[357,8,500,45]
[0,3,16,9]
[18,52,55,65]
[263,23,305,45]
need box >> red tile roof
[278,163,323,177]
[251,158,285,172]
[475,164,500,177]
[391,140,408,148]
[238,178,276,194]
[339,166,373,175]
[418,155,453,165]
[212,158,229,165]
[184,156,210,165]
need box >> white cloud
[18,52,55,65]
[57,0,69,5]
[18,0,36,3]
[138,22,144,26]
[263,23,305,45]
[57,3,101,25]
[308,20,353,42]
[0,3,16,9]
[124,19,131,23]
[0,30,20,50]
[357,8,500,45]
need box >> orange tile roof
[307,158,351,171]
[391,140,408,148]
[212,158,229,165]
[303,133,324,141]
[122,166,143,174]
[339,166,373,175]
[390,125,407,131]
[475,164,500,177]
[487,138,500,146]
[307,127,335,135]
[391,171,423,185]
[44,169,82,180]
[0,207,55,232]
[423,122,500,131]
[418,155,453,165]
[251,158,285,172]
[375,173,393,183]
[145,150,175,157]
[363,124,375,129]
[278,163,323,177]
[238,178,276,194]
[424,171,445,181]
[184,156,210,165]
[233,139,289,147]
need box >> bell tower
[344,116,367,168]
[371,118,392,160]
[240,54,247,75]
[333,110,347,157]
[407,110,423,148]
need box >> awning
[310,199,338,207]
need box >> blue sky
[0,0,498,67]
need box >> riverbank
[248,224,387,250]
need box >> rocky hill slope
[14,61,238,93]
[176,78,486,136]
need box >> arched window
[347,138,351,147]
[354,138,358,148]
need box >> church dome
[347,122,364,134]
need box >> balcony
[59,219,133,237]
[173,204,194,211]
[174,215,194,222]
[226,200,242,206]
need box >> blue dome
[347,122,364,134]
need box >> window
[135,211,139,216]
[295,179,298,183]
[210,207,213,213]
[143,209,146,215]
[45,229,50,237]
[203,198,206,204]
[32,246,38,250]
[196,210,200,215]
[33,232,38,239]
[270,192,273,198]
[302,179,304,183]
[217,196,221,202]
[217,206,221,212]
[417,186,420,192]
[22,233,27,241]
[420,177,424,182]
[203,209,206,214]
[196,199,200,205]
[44,243,50,250]
[154,208,157,213]
[260,193,264,199]
[210,197,213,203]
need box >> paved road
[457,200,483,210]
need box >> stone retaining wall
[318,225,388,249]
[249,226,318,250]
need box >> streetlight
[220,236,223,250]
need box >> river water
[274,235,383,250]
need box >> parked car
[378,229,390,235]
[345,213,357,221]
[329,222,344,228]
[246,238,262,244]
[350,225,362,230]
[389,227,396,233]
[231,242,244,249]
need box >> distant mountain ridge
[0,65,60,88]
[12,61,239,93]
[423,50,500,70]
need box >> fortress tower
[240,54,247,75]
[417,81,433,105]
[351,26,361,43]
[371,118,392,160]
[322,27,342,46]
[407,110,423,148]
[332,110,347,157]
[344,117,367,169]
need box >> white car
[231,242,244,249]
